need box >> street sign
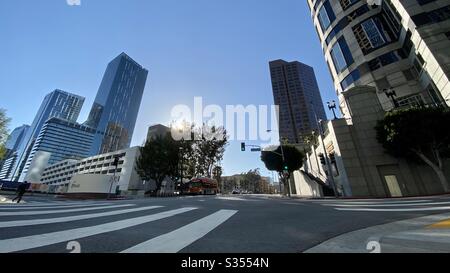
[251,148,261,152]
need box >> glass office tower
[9,89,84,181]
[85,52,148,155]
[20,117,96,182]
[270,60,327,144]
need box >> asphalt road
[1,194,450,253]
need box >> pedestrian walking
[12,182,30,204]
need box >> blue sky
[0,0,338,178]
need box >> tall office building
[269,60,327,144]
[9,89,84,181]
[0,125,29,180]
[85,52,148,155]
[307,0,449,118]
[4,125,30,156]
[20,117,96,182]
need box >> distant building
[147,124,171,141]
[269,60,327,144]
[85,53,148,155]
[0,125,29,179]
[9,89,84,181]
[4,125,30,156]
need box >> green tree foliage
[261,145,304,196]
[136,124,228,193]
[0,109,11,160]
[375,107,450,192]
[194,126,228,177]
[261,145,304,175]
[135,133,180,192]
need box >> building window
[318,1,336,32]
[331,37,354,73]
[340,69,361,90]
[396,94,424,107]
[411,5,450,27]
[339,0,360,11]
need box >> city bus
[181,177,218,195]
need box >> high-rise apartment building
[85,52,148,155]
[307,0,449,118]
[269,60,327,144]
[8,89,84,181]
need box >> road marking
[0,202,114,208]
[319,200,432,205]
[323,201,450,207]
[0,207,197,253]
[336,206,450,212]
[121,209,237,253]
[428,219,450,229]
[215,196,259,202]
[0,206,163,228]
[0,203,115,210]
[0,204,134,216]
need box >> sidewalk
[305,213,450,253]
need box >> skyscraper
[0,125,29,180]
[9,89,84,181]
[20,117,96,182]
[85,52,148,155]
[269,60,327,144]
[307,0,449,118]
[4,125,30,155]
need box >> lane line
[0,207,198,253]
[0,203,116,210]
[0,206,163,228]
[323,201,450,207]
[336,206,450,212]
[0,204,134,216]
[121,209,238,253]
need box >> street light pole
[327,101,338,120]
[384,88,399,108]
[310,102,339,197]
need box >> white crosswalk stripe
[0,206,163,228]
[320,199,450,212]
[0,207,198,253]
[0,204,133,216]
[122,209,238,253]
[0,203,115,210]
[0,200,239,253]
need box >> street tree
[261,145,304,195]
[193,125,228,178]
[375,107,450,192]
[0,109,11,160]
[135,133,180,193]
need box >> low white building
[39,146,153,195]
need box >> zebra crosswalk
[0,201,238,253]
[316,198,450,212]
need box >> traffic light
[329,153,336,164]
[241,142,246,152]
[283,165,289,171]
[319,154,326,165]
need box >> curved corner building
[307,0,450,119]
